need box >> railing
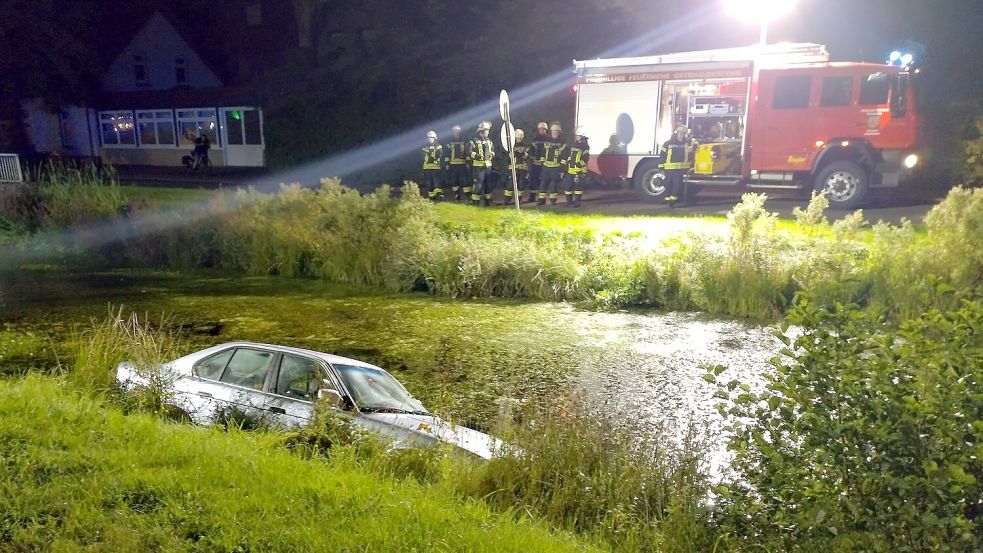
[0,154,23,183]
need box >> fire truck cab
[574,43,919,208]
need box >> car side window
[195,349,234,380]
[772,75,811,109]
[218,348,275,390]
[860,72,890,105]
[275,355,322,401]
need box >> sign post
[499,90,520,210]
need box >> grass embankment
[0,376,602,553]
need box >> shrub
[711,290,983,552]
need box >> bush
[711,290,983,552]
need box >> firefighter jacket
[422,143,444,170]
[510,141,531,171]
[445,138,468,168]
[565,137,590,175]
[467,137,495,168]
[660,136,698,170]
[542,136,567,169]
[531,132,549,166]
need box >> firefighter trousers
[471,167,493,205]
[538,166,563,205]
[529,164,543,201]
[423,169,443,200]
[665,169,686,201]
[447,164,469,200]
[502,169,529,203]
[562,173,584,205]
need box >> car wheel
[633,163,667,202]
[815,160,869,209]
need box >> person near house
[422,130,445,201]
[659,125,698,208]
[529,122,549,203]
[501,128,531,205]
[537,122,566,206]
[562,127,590,208]
[467,121,495,206]
[186,134,210,171]
[445,125,470,201]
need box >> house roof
[96,87,259,110]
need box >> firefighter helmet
[674,124,689,134]
[426,130,437,139]
[515,129,525,141]
[574,126,584,137]
[451,125,462,132]
[537,121,548,130]
[550,122,561,132]
[478,121,491,131]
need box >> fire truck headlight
[903,153,919,169]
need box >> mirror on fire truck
[615,113,634,146]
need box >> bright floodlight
[724,0,797,22]
[900,53,913,65]
[889,51,902,62]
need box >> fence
[0,154,23,183]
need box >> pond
[0,268,781,476]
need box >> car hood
[359,412,501,460]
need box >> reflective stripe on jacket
[422,144,443,170]
[661,136,697,170]
[467,138,495,168]
[446,141,467,165]
[566,137,590,175]
[543,138,567,168]
[510,142,530,171]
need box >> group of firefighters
[421,121,591,208]
[421,120,699,208]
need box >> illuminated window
[137,110,176,146]
[177,109,218,146]
[98,111,136,147]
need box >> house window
[137,110,176,146]
[175,58,187,85]
[133,54,147,85]
[99,111,136,147]
[177,109,218,146]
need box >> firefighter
[529,122,549,203]
[467,121,495,206]
[422,130,444,201]
[537,122,566,206]
[443,125,469,201]
[501,128,531,205]
[563,126,589,208]
[659,125,698,208]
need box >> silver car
[116,341,499,459]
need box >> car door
[263,353,331,428]
[182,346,278,426]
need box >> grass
[0,375,604,552]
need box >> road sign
[499,90,510,122]
[500,121,515,152]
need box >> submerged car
[116,341,499,459]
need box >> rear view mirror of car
[317,387,343,408]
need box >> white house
[23,11,266,168]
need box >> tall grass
[7,167,983,321]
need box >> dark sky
[623,0,983,99]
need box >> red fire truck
[575,43,919,208]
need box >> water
[0,268,781,477]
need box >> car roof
[213,341,381,370]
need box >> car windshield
[334,364,428,415]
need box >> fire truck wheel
[815,160,868,209]
[633,163,668,202]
